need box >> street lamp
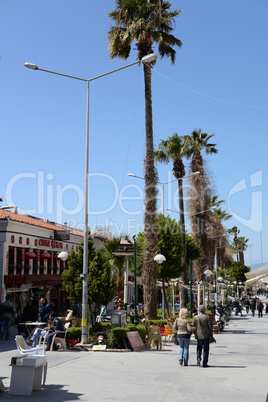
[154,253,166,318]
[25,53,158,344]
[204,269,212,308]
[128,171,200,215]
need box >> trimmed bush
[66,327,81,343]
[111,327,128,349]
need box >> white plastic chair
[15,335,45,356]
[50,322,70,351]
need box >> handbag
[209,335,216,343]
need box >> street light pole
[133,235,138,326]
[128,171,200,215]
[25,53,158,344]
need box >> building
[0,208,110,318]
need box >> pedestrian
[257,300,264,318]
[265,302,268,315]
[245,299,250,314]
[192,305,213,368]
[0,295,15,340]
[22,298,38,336]
[173,308,195,366]
[40,297,52,326]
[250,299,256,317]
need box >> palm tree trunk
[142,62,158,319]
[178,179,188,308]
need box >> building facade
[0,209,108,318]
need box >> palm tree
[108,0,182,318]
[155,133,189,307]
[184,129,218,281]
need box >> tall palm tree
[108,0,182,318]
[184,129,218,281]
[155,133,189,307]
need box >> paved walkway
[1,303,268,401]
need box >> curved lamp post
[25,53,158,344]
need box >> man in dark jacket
[40,297,52,326]
[192,305,213,368]
[45,312,66,351]
[0,295,15,340]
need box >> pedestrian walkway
[1,307,268,401]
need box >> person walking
[257,300,263,318]
[40,297,52,326]
[192,305,213,368]
[245,299,250,314]
[250,299,256,317]
[0,295,15,340]
[173,308,195,366]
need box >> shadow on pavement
[3,384,83,401]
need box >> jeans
[178,337,190,365]
[31,328,47,347]
[0,316,12,340]
[197,338,210,367]
[46,331,65,350]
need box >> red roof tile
[0,209,84,237]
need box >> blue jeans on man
[31,327,47,347]
[197,338,210,367]
[0,316,12,340]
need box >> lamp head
[154,254,166,264]
[141,53,158,63]
[58,251,68,261]
[24,62,39,70]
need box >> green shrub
[111,327,128,349]
[88,322,111,335]
[148,319,168,327]
[66,327,81,343]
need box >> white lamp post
[25,53,158,343]
[204,269,212,308]
[154,253,166,318]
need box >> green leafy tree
[62,234,95,305]
[88,250,117,310]
[229,261,250,283]
[108,0,182,319]
[103,237,125,309]
[137,214,201,316]
[62,233,117,318]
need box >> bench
[9,354,47,396]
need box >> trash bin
[111,310,127,328]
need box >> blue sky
[1,0,267,269]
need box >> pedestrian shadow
[224,329,247,334]
[5,384,83,401]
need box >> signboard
[127,331,144,351]
[4,275,27,285]
[54,230,70,241]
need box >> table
[9,354,47,396]
[20,322,46,339]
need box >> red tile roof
[0,209,84,237]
